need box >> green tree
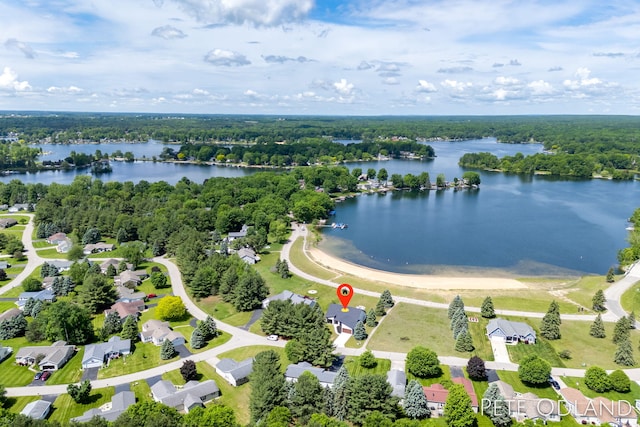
[380,290,394,307]
[518,355,551,385]
[608,369,631,393]
[584,366,611,392]
[121,243,144,269]
[366,308,377,327]
[38,301,94,344]
[346,374,398,425]
[190,327,206,349]
[404,379,430,419]
[360,350,377,368]
[156,296,187,321]
[606,267,615,283]
[265,406,292,427]
[106,263,117,277]
[233,267,269,311]
[481,296,495,318]
[160,339,176,360]
[182,405,237,427]
[589,314,606,338]
[150,272,169,289]
[375,298,386,317]
[353,320,367,340]
[333,366,350,421]
[322,386,335,418]
[540,311,561,340]
[199,316,218,339]
[614,338,635,366]
[115,401,181,427]
[467,356,487,381]
[180,360,198,382]
[436,173,446,188]
[363,411,393,427]
[67,380,92,404]
[120,315,139,342]
[82,227,101,244]
[455,331,474,352]
[406,346,441,378]
[67,244,85,261]
[444,383,476,427]
[102,311,123,337]
[592,289,606,312]
[462,171,481,186]
[250,350,286,424]
[613,316,631,344]
[290,371,324,424]
[448,295,464,319]
[78,273,117,314]
[22,277,43,292]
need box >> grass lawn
[497,370,559,399]
[367,303,492,360]
[47,349,83,385]
[188,331,232,353]
[196,360,252,425]
[195,296,253,327]
[620,283,640,313]
[139,305,194,328]
[218,345,290,370]
[35,248,65,258]
[564,275,612,311]
[408,365,451,387]
[32,240,55,249]
[561,375,640,401]
[343,355,390,377]
[49,387,115,423]
[1,285,27,297]
[97,341,179,379]
[162,368,186,386]
[0,301,17,312]
[4,396,40,414]
[0,356,34,386]
[288,238,337,281]
[131,379,152,402]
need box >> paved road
[604,261,640,326]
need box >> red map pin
[337,283,353,312]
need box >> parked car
[267,334,279,341]
[33,371,43,380]
[147,293,157,299]
[40,371,51,381]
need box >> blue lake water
[0,138,636,276]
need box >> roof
[18,289,55,301]
[285,362,337,384]
[262,290,316,307]
[84,242,115,252]
[216,357,254,381]
[486,318,536,340]
[423,383,449,404]
[46,232,67,242]
[116,286,146,302]
[228,224,249,238]
[560,387,634,422]
[491,380,515,399]
[16,343,75,367]
[49,260,73,270]
[237,247,259,261]
[452,377,478,407]
[151,380,219,409]
[72,391,136,422]
[106,300,145,319]
[82,336,131,366]
[0,307,22,322]
[325,304,367,330]
[386,369,406,398]
[141,320,185,343]
[21,400,51,419]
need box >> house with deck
[81,336,131,370]
[72,391,136,423]
[140,320,185,346]
[486,318,536,344]
[285,362,337,388]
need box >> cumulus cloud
[528,80,554,95]
[151,25,187,39]
[5,38,36,59]
[333,79,354,96]
[495,76,520,86]
[192,88,209,95]
[416,80,437,93]
[437,66,473,74]
[563,67,602,89]
[47,86,83,94]
[262,55,312,64]
[382,77,399,85]
[441,80,472,91]
[204,49,250,66]
[164,0,313,27]
[0,67,31,91]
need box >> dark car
[33,371,43,380]
[147,293,157,299]
[40,371,51,381]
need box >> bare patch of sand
[307,246,527,290]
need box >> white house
[486,318,536,344]
[72,391,136,423]
[215,357,254,386]
[284,362,337,388]
[262,290,317,309]
[21,400,51,420]
[82,336,131,370]
[140,320,185,346]
[151,380,220,412]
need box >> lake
[1,138,636,276]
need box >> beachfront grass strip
[564,275,610,312]
[561,376,640,401]
[289,238,337,280]
[49,386,115,423]
[343,355,390,377]
[620,283,640,313]
[5,396,41,414]
[367,303,493,360]
[497,370,559,399]
[0,356,35,387]
[47,350,83,385]
[97,341,178,379]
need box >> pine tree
[549,300,561,323]
[106,264,117,277]
[592,289,606,312]
[613,316,631,344]
[380,290,394,308]
[481,296,495,318]
[366,309,377,327]
[332,366,350,421]
[455,331,474,352]
[322,385,335,417]
[606,267,615,283]
[31,300,43,318]
[614,339,635,366]
[199,316,218,339]
[103,311,123,336]
[160,339,176,360]
[23,298,36,317]
[190,327,206,349]
[491,396,513,427]
[120,315,139,342]
[404,379,430,419]
[290,371,324,423]
[448,295,464,319]
[540,312,561,340]
[589,314,606,338]
[629,311,636,329]
[481,384,500,420]
[353,320,367,341]
[250,350,286,424]
[375,299,386,316]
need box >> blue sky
[1,0,639,115]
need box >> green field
[0,355,35,387]
[97,342,179,379]
[343,355,390,377]
[497,370,559,399]
[46,350,83,385]
[5,396,41,414]
[620,283,640,313]
[49,387,115,423]
[195,296,254,327]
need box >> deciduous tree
[444,383,475,427]
[156,296,187,321]
[467,356,487,381]
[359,350,377,368]
[584,366,611,392]
[406,346,441,378]
[180,360,198,382]
[608,369,631,393]
[518,355,551,385]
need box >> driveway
[174,344,192,358]
[449,366,464,378]
[241,309,263,331]
[81,367,99,382]
[490,337,511,363]
[333,333,351,348]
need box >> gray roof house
[285,362,337,388]
[100,258,131,274]
[82,336,131,370]
[72,391,136,422]
[83,242,115,255]
[387,369,407,398]
[114,270,148,287]
[0,218,17,229]
[49,260,73,272]
[115,285,146,303]
[237,247,260,264]
[262,290,317,309]
[325,304,367,335]
[15,341,75,371]
[151,380,220,412]
[17,289,56,308]
[21,400,52,420]
[56,238,73,254]
[46,232,67,244]
[215,357,254,386]
[226,224,249,241]
[0,345,12,363]
[9,203,30,213]
[0,260,9,269]
[486,318,536,344]
[140,319,186,347]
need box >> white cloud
[151,25,187,39]
[204,49,250,66]
[382,77,399,85]
[333,79,354,96]
[441,80,472,91]
[528,80,554,95]
[495,76,520,86]
[563,68,603,90]
[192,88,209,95]
[5,38,36,59]
[0,67,31,91]
[416,80,437,93]
[164,0,313,27]
[47,86,83,94]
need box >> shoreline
[306,244,528,290]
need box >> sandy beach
[307,246,527,290]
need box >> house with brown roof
[452,377,479,412]
[0,307,22,322]
[559,387,637,427]
[46,232,67,244]
[105,300,145,320]
[423,383,449,417]
[491,380,560,423]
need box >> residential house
[100,258,130,274]
[0,218,17,229]
[486,318,537,344]
[115,286,146,303]
[423,383,449,416]
[150,380,220,412]
[115,270,148,287]
[215,357,254,386]
[387,369,407,398]
[20,400,52,420]
[0,307,22,322]
[262,290,317,309]
[49,260,73,272]
[81,336,131,370]
[42,276,55,290]
[105,300,145,320]
[56,238,73,253]
[0,345,12,363]
[0,204,7,210]
[452,377,479,413]
[15,341,75,371]
[8,203,30,213]
[83,242,115,255]
[46,232,67,245]
[72,391,136,423]
[140,319,186,347]
[0,260,9,269]
[492,380,560,423]
[237,247,260,264]
[559,387,637,427]
[284,362,337,388]
[325,304,367,335]
[17,289,56,309]
[226,224,249,242]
